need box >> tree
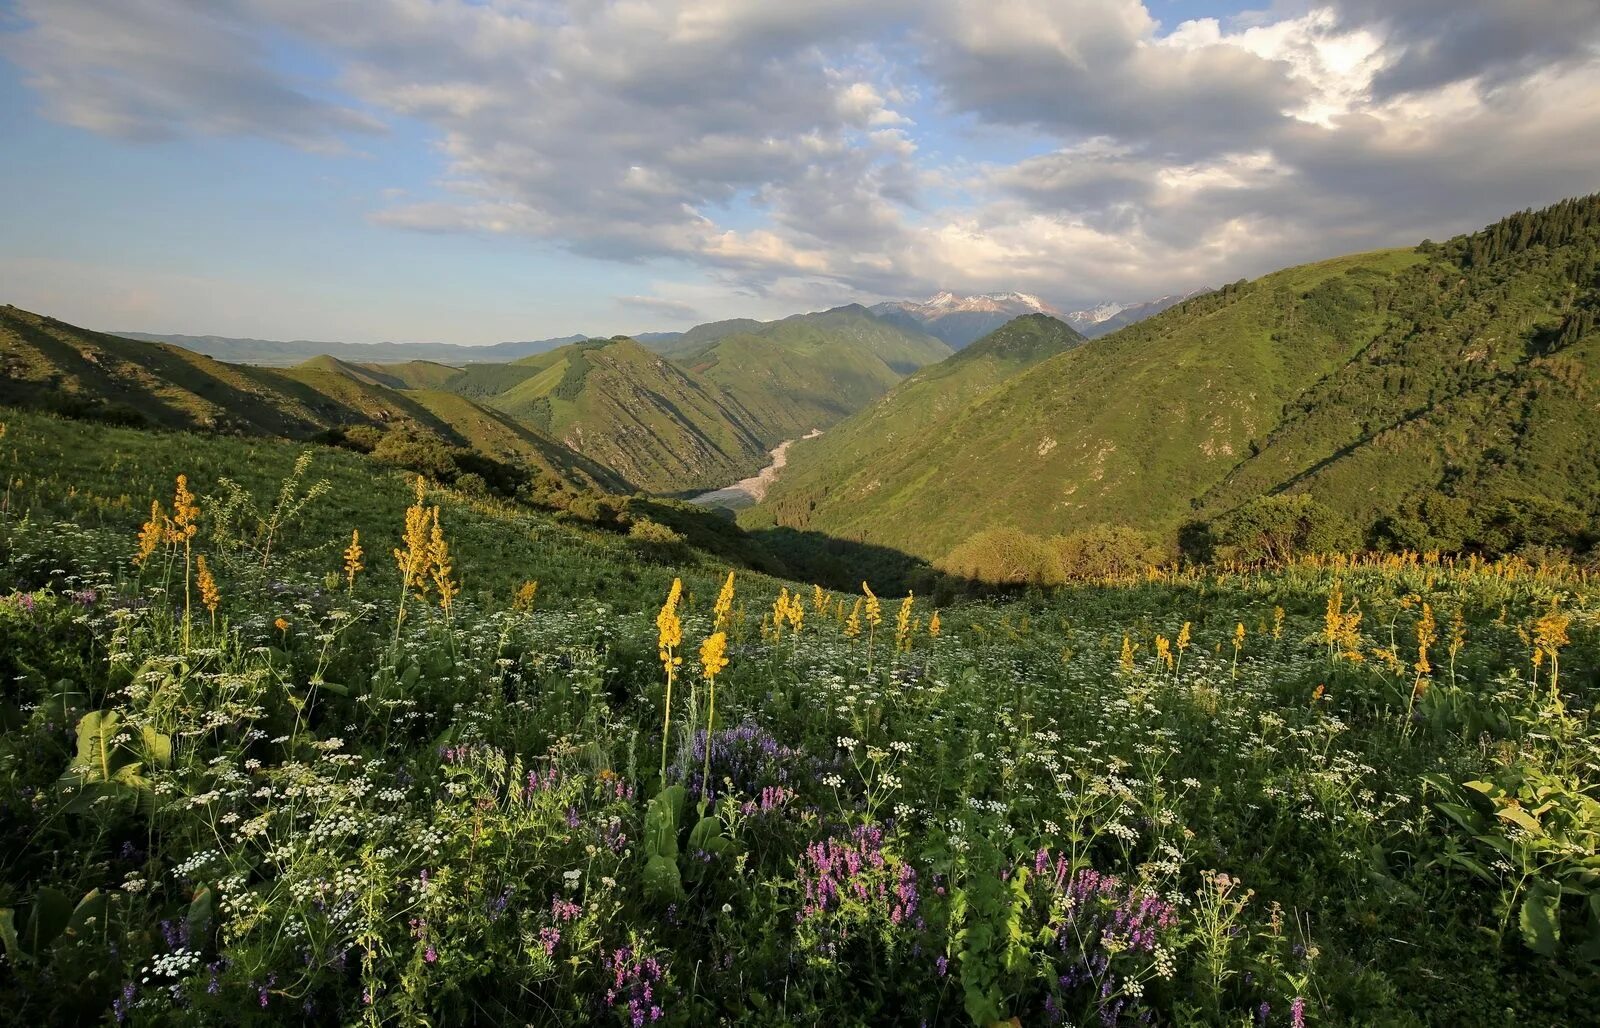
[1207,494,1359,563]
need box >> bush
[627,517,686,546]
[938,527,1058,586]
[1202,494,1359,563]
[369,430,459,480]
[1048,525,1170,579]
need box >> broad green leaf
[188,885,215,939]
[642,855,683,903]
[25,886,71,956]
[687,816,724,853]
[65,889,106,941]
[1519,880,1561,957]
[0,908,18,965]
[140,726,173,768]
[1496,805,1543,835]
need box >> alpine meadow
[2,2,1600,1026]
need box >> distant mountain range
[753,195,1600,562]
[5,302,950,495]
[110,288,1199,366]
[0,307,625,495]
[870,289,1211,348]
[1062,289,1214,337]
[110,331,593,367]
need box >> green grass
[0,438,1594,1024]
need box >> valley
[687,429,823,510]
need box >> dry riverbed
[687,429,821,510]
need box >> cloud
[615,294,703,322]
[1333,0,1600,98]
[2,0,384,148]
[6,0,1600,310]
[921,0,1308,159]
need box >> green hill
[748,195,1600,563]
[459,337,771,493]
[752,313,1084,533]
[0,306,624,495]
[675,305,953,444]
[404,308,950,490]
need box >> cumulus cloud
[1333,0,1600,98]
[2,0,383,148]
[614,294,703,322]
[6,0,1600,309]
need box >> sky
[1,1,1598,345]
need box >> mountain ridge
[747,193,1600,564]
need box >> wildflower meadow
[0,416,1596,1025]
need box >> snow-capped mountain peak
[868,286,1210,347]
[1064,301,1131,326]
[900,291,1061,317]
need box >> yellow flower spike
[1155,634,1173,671]
[698,629,729,803]
[196,554,220,618]
[1414,603,1436,677]
[393,479,434,604]
[1323,581,1344,649]
[895,592,914,652]
[713,571,736,632]
[514,580,539,612]
[135,499,165,567]
[812,583,827,615]
[699,630,729,681]
[845,597,863,639]
[171,474,200,541]
[428,509,458,614]
[861,582,882,629]
[1272,606,1285,641]
[657,578,683,666]
[343,529,364,591]
[928,609,941,639]
[656,578,683,783]
[786,592,805,634]
[772,587,790,638]
[1533,605,1571,692]
[1119,634,1135,674]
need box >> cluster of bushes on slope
[938,492,1598,588]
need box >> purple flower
[1291,996,1307,1028]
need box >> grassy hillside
[753,314,1084,533]
[749,194,1600,563]
[0,406,791,603]
[0,306,623,495]
[676,305,953,444]
[461,337,772,494]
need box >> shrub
[1203,494,1359,563]
[938,526,1058,586]
[627,517,686,546]
[369,430,459,480]
[1047,524,1170,580]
